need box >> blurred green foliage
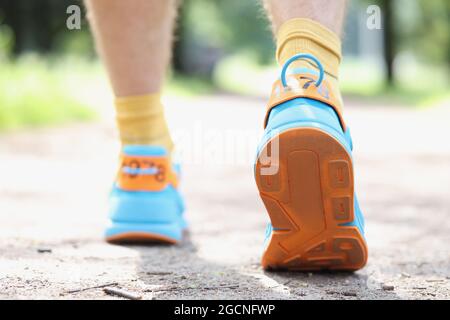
[0,0,448,70]
[0,18,13,57]
[395,0,450,68]
[0,55,95,130]
[173,0,274,76]
[366,0,450,70]
[0,0,448,130]
[0,0,95,129]
[0,0,95,57]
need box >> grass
[0,55,217,132]
[0,55,96,131]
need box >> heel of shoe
[106,185,185,244]
[260,98,352,156]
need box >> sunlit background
[0,0,448,130]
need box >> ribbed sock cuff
[115,93,173,151]
[276,18,342,79]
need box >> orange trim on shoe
[116,154,178,192]
[106,231,178,244]
[265,74,346,131]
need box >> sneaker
[254,53,368,271]
[105,145,186,244]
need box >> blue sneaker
[105,145,186,244]
[255,54,368,271]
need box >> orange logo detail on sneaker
[265,74,346,131]
[116,154,178,192]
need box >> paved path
[0,94,449,299]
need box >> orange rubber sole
[106,232,178,245]
[255,127,368,271]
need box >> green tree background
[0,0,448,129]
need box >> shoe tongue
[286,66,319,78]
[122,145,167,157]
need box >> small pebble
[103,287,142,300]
[425,278,445,283]
[401,272,411,278]
[299,282,308,287]
[37,248,52,253]
[342,291,357,297]
[146,271,172,276]
[382,284,395,291]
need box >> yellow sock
[276,18,343,111]
[115,93,173,152]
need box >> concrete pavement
[0,94,449,299]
